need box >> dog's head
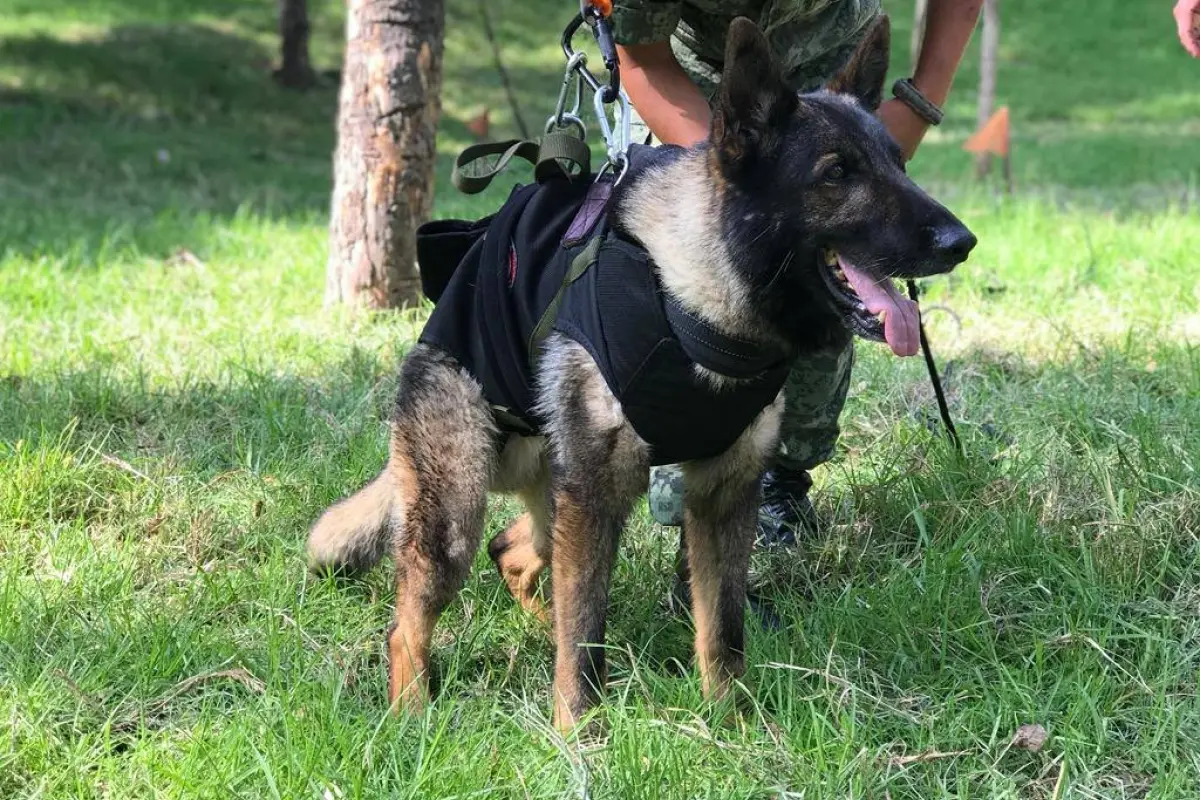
[710,16,975,355]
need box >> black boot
[756,467,817,548]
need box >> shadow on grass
[0,22,340,264]
[0,20,575,268]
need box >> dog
[307,15,976,732]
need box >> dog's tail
[307,468,396,575]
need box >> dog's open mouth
[819,250,920,357]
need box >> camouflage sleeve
[610,0,682,45]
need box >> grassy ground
[2,0,1199,797]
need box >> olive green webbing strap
[527,234,603,363]
[533,133,592,180]
[451,132,591,195]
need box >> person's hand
[1176,0,1200,57]
[876,98,929,161]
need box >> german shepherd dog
[308,16,975,731]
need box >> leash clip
[561,5,621,104]
[580,0,620,102]
[592,85,631,176]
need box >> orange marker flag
[963,106,1010,157]
[466,107,491,140]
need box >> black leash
[906,280,962,455]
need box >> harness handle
[451,134,591,195]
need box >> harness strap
[528,234,604,362]
[662,298,790,380]
[535,133,592,179]
[452,133,592,195]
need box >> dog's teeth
[824,250,839,267]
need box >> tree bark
[326,0,445,309]
[975,0,999,179]
[276,0,316,88]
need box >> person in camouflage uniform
[612,0,984,543]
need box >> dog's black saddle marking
[417,147,795,466]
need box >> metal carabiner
[546,112,587,140]
[615,87,631,156]
[561,10,620,102]
[547,52,586,127]
[592,87,631,175]
[546,52,588,139]
[578,0,620,101]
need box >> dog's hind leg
[383,348,498,713]
[488,456,553,621]
[539,338,651,732]
[681,397,784,702]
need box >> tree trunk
[910,0,928,71]
[326,0,445,309]
[975,0,999,179]
[276,0,316,88]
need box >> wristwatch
[892,78,944,126]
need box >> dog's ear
[712,17,797,168]
[826,15,890,110]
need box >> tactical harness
[416,144,793,467]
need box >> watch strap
[892,78,944,126]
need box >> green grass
[2,0,1199,797]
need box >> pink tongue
[837,257,921,357]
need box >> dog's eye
[821,160,847,183]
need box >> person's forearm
[617,42,713,146]
[913,0,986,106]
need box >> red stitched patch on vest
[507,240,517,287]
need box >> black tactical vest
[417,147,794,466]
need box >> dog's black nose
[928,225,977,263]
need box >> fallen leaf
[1010,723,1048,752]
